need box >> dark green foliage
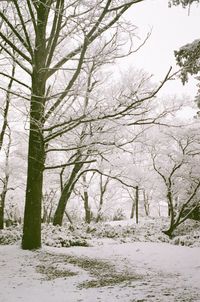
[169,0,200,107]
[174,40,200,84]
[174,39,200,106]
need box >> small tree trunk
[0,174,8,230]
[0,61,15,151]
[135,186,139,224]
[0,128,11,229]
[84,190,91,224]
[81,175,91,224]
[167,190,175,229]
[42,206,48,223]
[96,191,104,222]
[96,174,109,223]
[157,202,161,217]
[163,189,176,238]
[53,162,83,226]
[0,201,4,229]
[130,200,135,219]
[64,211,73,225]
[143,190,150,216]
[47,205,53,224]
[96,189,104,223]
[168,204,171,217]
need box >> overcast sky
[120,0,200,98]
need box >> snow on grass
[0,242,200,302]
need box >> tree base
[162,229,174,238]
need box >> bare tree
[96,173,110,222]
[0,0,175,249]
[151,130,200,237]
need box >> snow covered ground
[0,241,200,302]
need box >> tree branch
[0,42,32,75]
[44,159,96,170]
[12,0,33,56]
[0,72,31,90]
[0,31,32,63]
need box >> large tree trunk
[22,81,45,249]
[22,5,46,250]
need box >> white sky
[120,0,200,98]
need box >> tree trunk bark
[64,210,73,225]
[53,162,83,226]
[22,5,47,250]
[96,193,104,223]
[163,189,176,238]
[143,190,150,216]
[83,190,91,224]
[82,174,91,224]
[168,204,171,217]
[0,200,4,229]
[22,100,45,249]
[162,227,175,238]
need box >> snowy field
[1,218,200,302]
[0,241,200,302]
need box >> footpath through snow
[0,242,200,302]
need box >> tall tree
[1,0,153,249]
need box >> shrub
[112,208,126,221]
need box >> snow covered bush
[41,223,88,248]
[0,226,22,245]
